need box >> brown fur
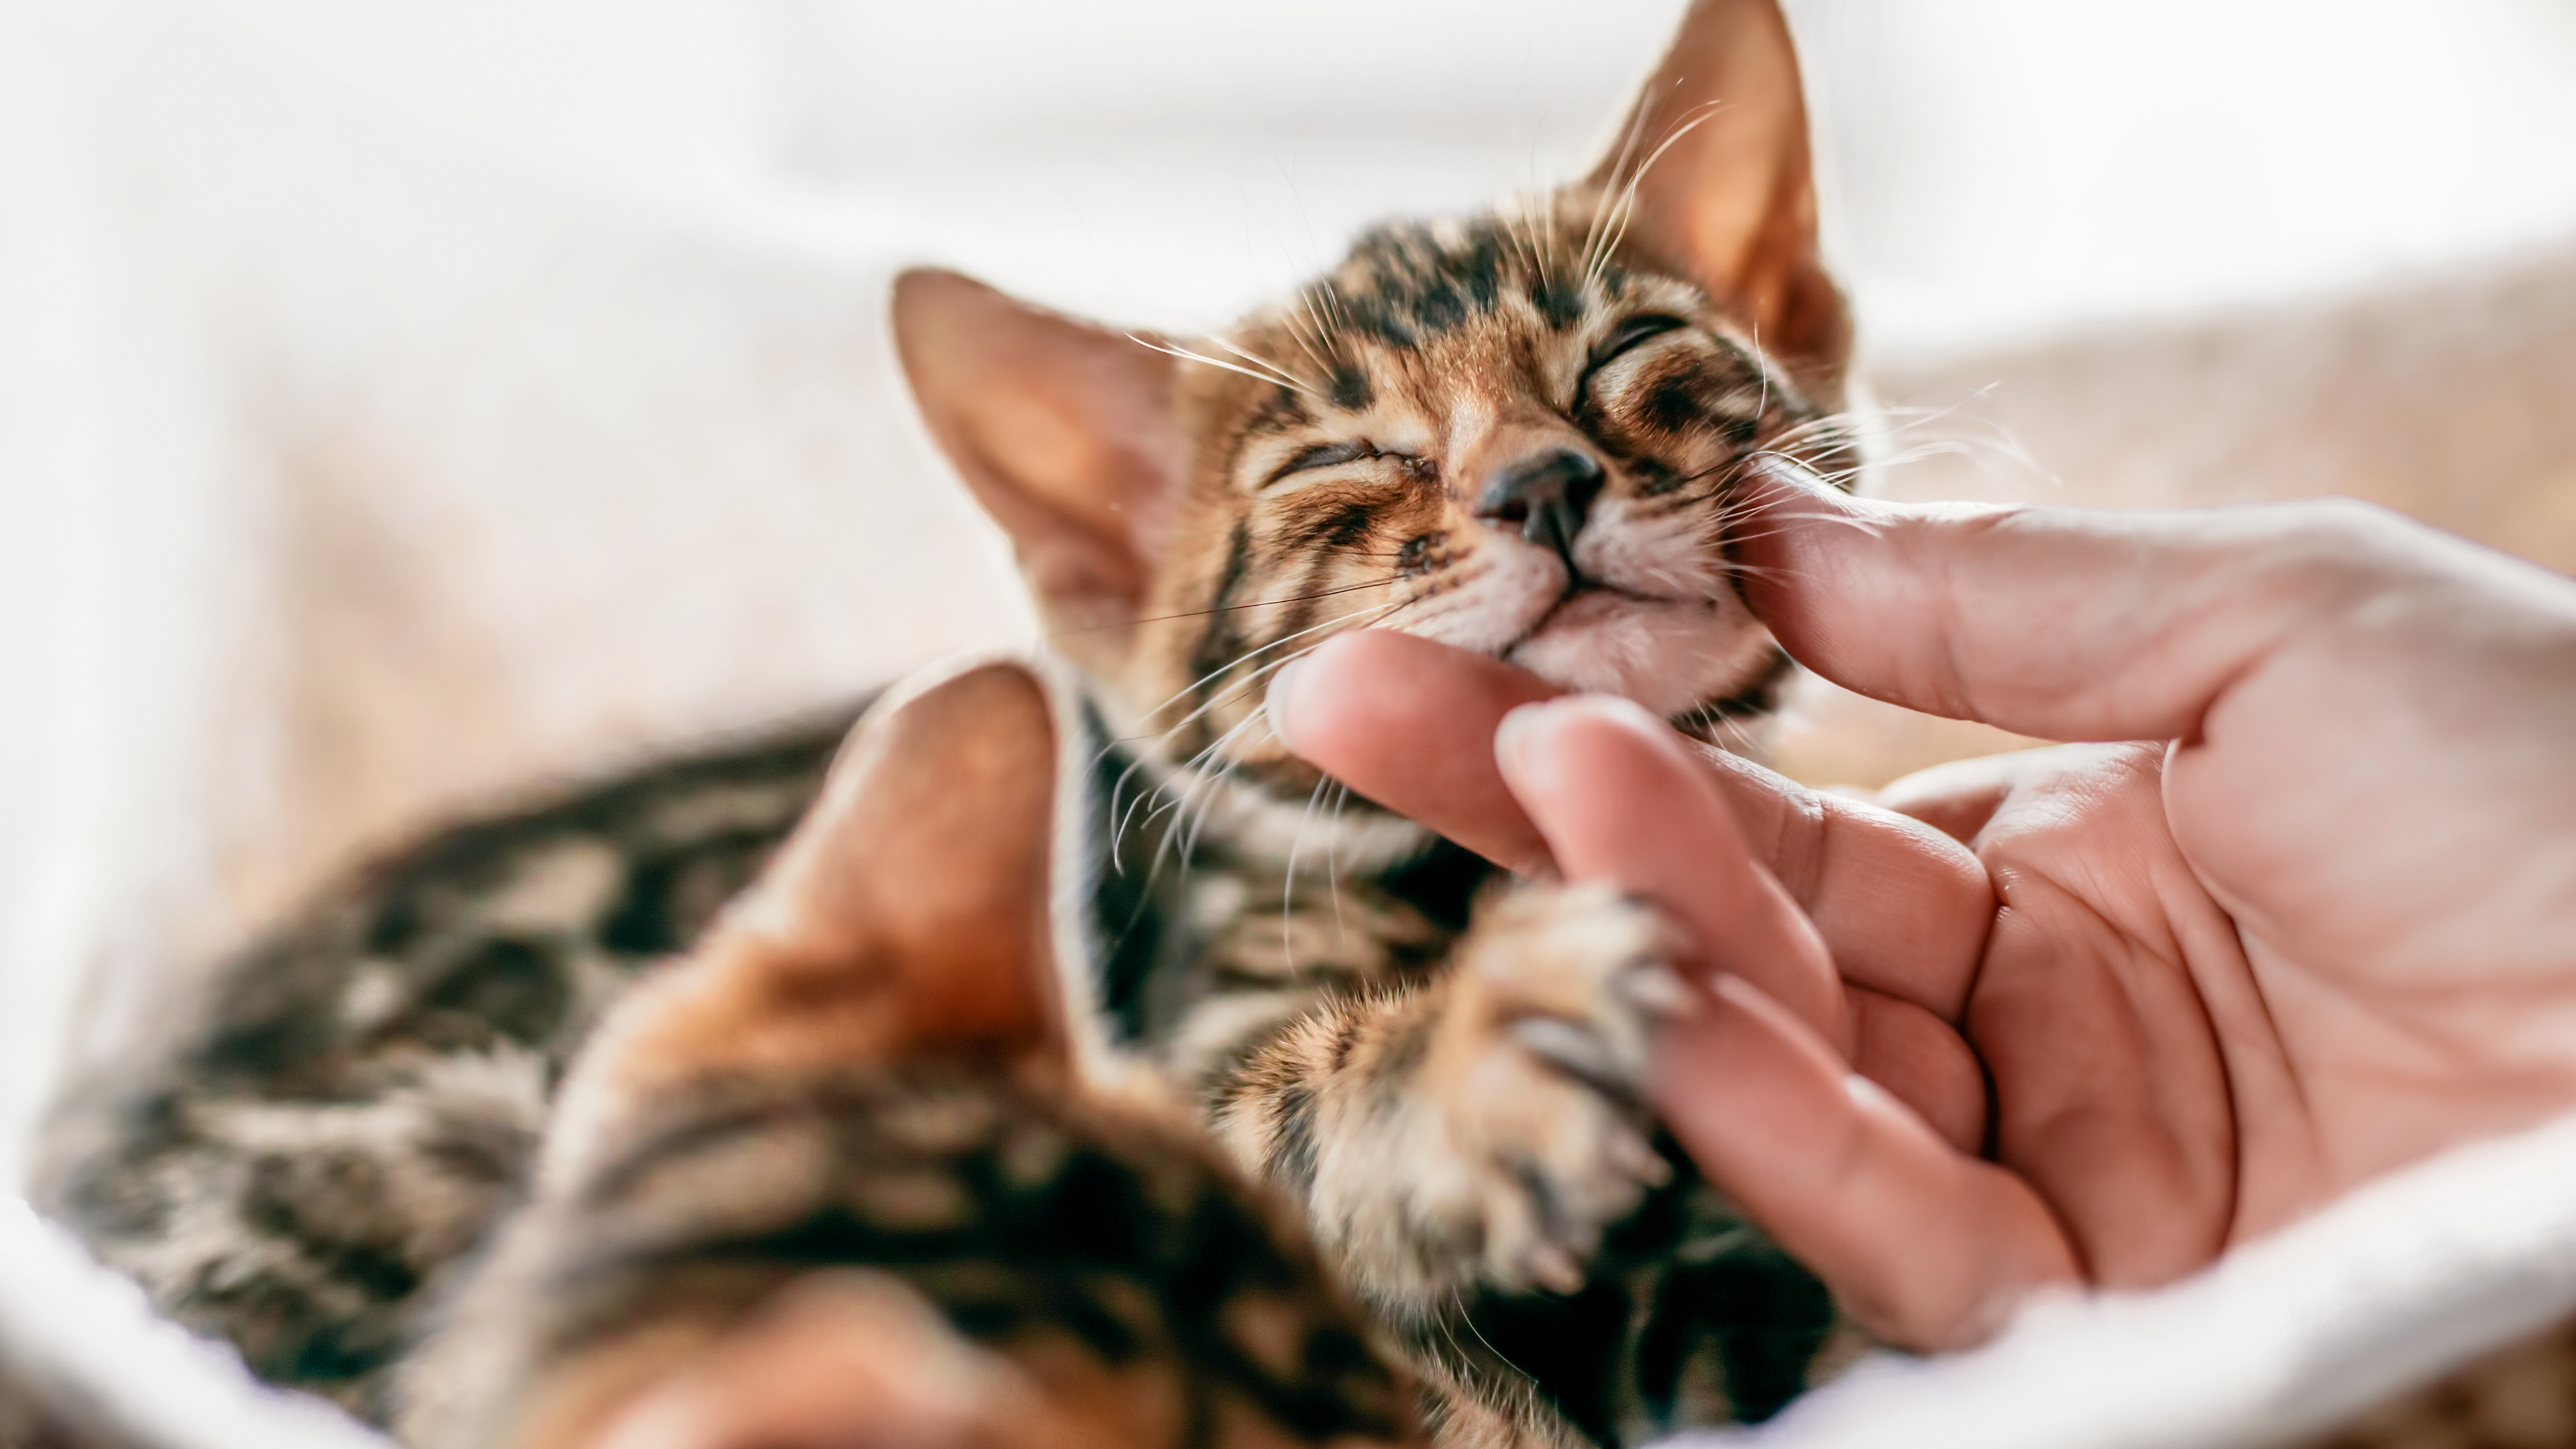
[48,6,1862,1444]
[895,0,1849,772]
[400,662,1423,1449]
[892,4,1858,1442]
[538,663,1065,1174]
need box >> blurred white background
[5,0,2576,1181]
[101,0,2576,341]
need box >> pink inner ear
[1583,0,1844,377]
[892,268,1187,629]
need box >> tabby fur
[398,661,1422,1449]
[889,1,1866,1440]
[50,3,1869,1444]
[41,708,860,1417]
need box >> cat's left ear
[1588,0,1848,385]
[894,268,1186,645]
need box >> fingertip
[1491,700,1546,784]
[1260,653,1313,752]
[1263,631,1385,754]
[1254,632,1563,872]
[1491,694,1671,803]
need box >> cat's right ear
[1586,0,1848,386]
[894,268,1187,639]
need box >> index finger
[1733,458,2434,744]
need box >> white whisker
[1128,334,1319,397]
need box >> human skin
[1261,461,2576,1352]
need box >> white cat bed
[1705,1114,2576,1448]
[0,1203,390,1449]
[12,1109,2576,1448]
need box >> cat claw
[1525,1243,1586,1295]
[1611,1130,1674,1190]
[1509,1016,1644,1107]
[1616,957,1696,1020]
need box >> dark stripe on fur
[492,1069,1413,1448]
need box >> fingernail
[1843,1073,1899,1113]
[1263,656,1313,751]
[1493,700,1553,782]
[1709,971,1767,1013]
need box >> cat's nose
[1474,447,1606,571]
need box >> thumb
[1733,460,2398,743]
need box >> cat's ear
[743,661,1069,1065]
[894,268,1187,639]
[1587,0,1847,380]
[579,662,1072,1106]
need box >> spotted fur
[40,708,861,1419]
[890,5,1869,1434]
[52,3,1866,1444]
[401,1065,1419,1449]
[1084,201,1840,781]
[384,660,1428,1449]
[1089,739,1856,1445]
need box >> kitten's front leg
[1213,881,1688,1311]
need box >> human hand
[1261,464,2576,1351]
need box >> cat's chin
[1501,590,1780,720]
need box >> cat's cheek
[1505,595,1776,717]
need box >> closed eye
[1578,313,1690,392]
[1264,439,1389,488]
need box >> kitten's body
[42,709,861,1416]
[393,659,1426,1449]
[48,696,1838,1444]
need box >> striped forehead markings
[1324,219,1607,348]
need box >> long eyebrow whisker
[1591,102,1725,288]
[1583,99,1657,282]
[1128,334,1320,397]
[1200,331,1317,394]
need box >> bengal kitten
[48,2,1863,1444]
[890,0,1861,1440]
[395,659,1423,1449]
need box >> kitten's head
[897,0,1846,784]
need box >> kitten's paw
[1420,881,1687,1294]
